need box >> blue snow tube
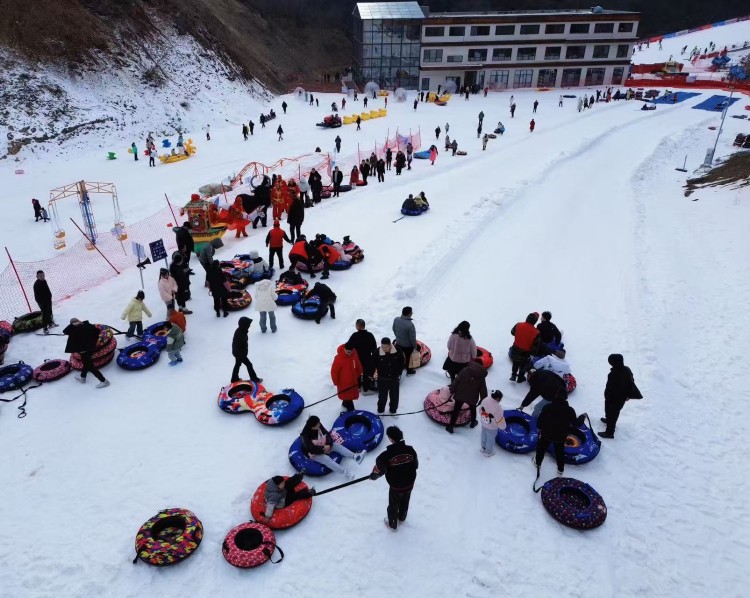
[288,436,342,476]
[550,422,601,464]
[332,410,384,453]
[495,410,539,454]
[254,388,305,426]
[329,259,353,271]
[142,322,170,350]
[494,127,505,135]
[541,477,607,530]
[275,289,301,306]
[117,342,161,370]
[401,206,429,216]
[0,361,33,393]
[249,268,274,282]
[292,296,321,320]
[414,150,430,159]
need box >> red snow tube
[33,359,72,382]
[250,478,313,530]
[423,387,470,426]
[70,338,117,370]
[476,347,494,369]
[222,522,283,568]
[563,373,577,393]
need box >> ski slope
[1,53,749,597]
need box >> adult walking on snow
[164,320,185,366]
[277,125,284,141]
[64,318,110,388]
[198,238,224,287]
[443,321,477,382]
[266,219,292,269]
[347,319,378,394]
[374,338,403,414]
[248,120,255,135]
[32,198,43,222]
[445,357,487,433]
[478,111,484,125]
[33,270,55,334]
[413,99,418,111]
[376,158,386,182]
[205,124,211,141]
[429,145,438,165]
[385,147,393,170]
[242,124,249,140]
[510,312,540,382]
[207,260,230,318]
[230,316,262,383]
[282,101,288,114]
[510,103,516,118]
[121,290,152,338]
[533,100,538,113]
[332,166,344,197]
[299,415,364,480]
[131,142,138,161]
[356,115,362,130]
[435,125,441,139]
[530,119,536,132]
[331,341,363,412]
[335,135,342,153]
[169,253,192,314]
[482,134,488,150]
[393,306,418,376]
[254,278,278,334]
[173,221,194,266]
[287,193,305,243]
[600,354,641,438]
[370,426,418,531]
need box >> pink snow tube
[423,387,470,426]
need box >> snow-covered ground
[2,26,750,598]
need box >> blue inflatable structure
[117,342,161,370]
[496,410,539,454]
[331,410,384,453]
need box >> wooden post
[5,247,32,312]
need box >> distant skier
[510,103,516,118]
[131,142,138,161]
[282,101,288,114]
[533,100,538,113]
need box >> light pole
[703,87,735,166]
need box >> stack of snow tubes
[70,325,116,370]
[0,361,34,393]
[217,381,305,425]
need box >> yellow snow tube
[360,113,371,121]
[343,115,355,124]
[378,90,388,96]
[378,109,387,117]
[369,110,379,119]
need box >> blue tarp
[651,91,701,104]
[692,95,742,111]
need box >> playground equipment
[179,194,227,253]
[159,139,196,164]
[48,181,126,251]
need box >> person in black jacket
[385,147,393,170]
[347,319,378,393]
[308,169,323,204]
[299,415,363,480]
[207,260,230,318]
[537,311,562,350]
[374,338,404,414]
[519,368,568,415]
[33,270,55,333]
[334,135,342,152]
[304,282,336,324]
[360,160,370,185]
[231,316,262,383]
[64,318,109,387]
[332,167,344,197]
[534,399,585,476]
[173,222,194,265]
[370,426,418,531]
[376,159,386,183]
[169,253,192,314]
[287,194,305,243]
[394,151,406,175]
[600,353,640,438]
[278,264,304,286]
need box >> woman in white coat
[254,279,279,333]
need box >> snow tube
[70,337,117,370]
[562,94,577,98]
[338,184,353,193]
[292,296,322,320]
[12,311,44,333]
[476,347,493,369]
[218,380,266,413]
[551,423,600,464]
[495,409,539,453]
[142,322,170,350]
[288,436,342,476]
[293,260,324,273]
[456,150,467,156]
[563,373,577,394]
[134,508,203,566]
[332,410,384,453]
[227,290,252,311]
[32,359,71,382]
[416,340,431,366]
[414,150,430,159]
[250,477,313,529]
[494,128,505,135]
[401,205,429,216]
[435,100,447,106]
[249,268,274,282]
[275,288,301,306]
[222,522,282,568]
[0,362,34,393]
[321,190,332,199]
[117,341,161,370]
[329,259,353,271]
[251,389,305,426]
[541,477,607,530]
[423,387,470,426]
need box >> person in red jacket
[317,242,340,280]
[288,235,317,277]
[266,220,292,269]
[509,312,540,383]
[331,341,363,412]
[529,119,536,132]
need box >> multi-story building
[353,2,640,90]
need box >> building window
[545,24,565,34]
[449,26,465,37]
[421,77,431,90]
[423,49,443,63]
[570,23,590,34]
[470,26,490,36]
[424,26,444,37]
[492,48,512,61]
[616,44,631,58]
[446,55,463,63]
[513,69,534,88]
[594,23,615,34]
[585,67,605,86]
[495,25,515,35]
[612,67,625,85]
[537,69,558,87]
[468,49,488,62]
[517,48,537,61]
[593,45,610,59]
[519,24,540,35]
[544,47,561,60]
[566,46,586,59]
[561,68,582,86]
[488,70,510,89]
[618,22,634,33]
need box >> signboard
[132,242,146,261]
[149,239,167,262]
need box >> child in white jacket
[479,390,506,457]
[121,290,152,338]
[254,279,278,333]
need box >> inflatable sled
[293,260,324,273]
[456,150,468,156]
[222,522,283,568]
[275,285,303,306]
[0,362,34,393]
[563,373,577,394]
[331,410,384,453]
[552,422,600,465]
[329,258,353,271]
[317,115,342,128]
[12,311,44,334]
[493,127,505,135]
[250,388,305,426]
[401,205,429,216]
[250,477,313,530]
[218,380,266,413]
[495,409,538,454]
[227,290,252,311]
[134,508,203,566]
[423,387,470,426]
[415,340,431,366]
[117,341,161,370]
[70,325,116,370]
[476,346,493,369]
[33,359,71,383]
[540,477,607,530]
[341,238,364,263]
[413,150,431,159]
[288,436,342,476]
[292,296,326,320]
[487,133,497,139]
[143,322,170,350]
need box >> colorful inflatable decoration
[495,410,539,454]
[222,522,283,568]
[476,347,494,369]
[133,508,203,566]
[32,359,71,382]
[0,362,34,393]
[70,325,116,370]
[288,436,342,476]
[142,322,170,350]
[248,388,305,426]
[552,422,600,464]
[317,114,342,128]
[12,312,44,334]
[332,410,384,453]
[117,341,161,370]
[563,373,577,393]
[158,139,196,164]
[218,380,265,413]
[423,387,470,426]
[250,477,313,530]
[540,477,607,530]
[179,194,226,255]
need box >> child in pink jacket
[480,390,506,457]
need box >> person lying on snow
[260,474,317,521]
